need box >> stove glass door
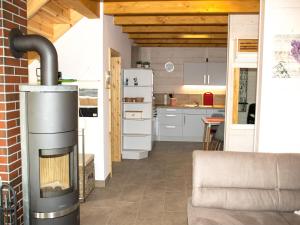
[39,146,74,198]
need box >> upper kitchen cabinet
[207,62,227,85]
[183,63,207,85]
[184,61,227,86]
[183,48,227,86]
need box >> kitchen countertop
[155,104,225,109]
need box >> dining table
[202,117,225,150]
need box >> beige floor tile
[162,212,188,225]
[120,184,145,202]
[164,192,187,212]
[138,198,165,219]
[80,206,111,225]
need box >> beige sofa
[188,151,300,225]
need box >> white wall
[255,0,300,153]
[224,15,259,152]
[135,47,227,94]
[102,15,132,179]
[28,4,132,181]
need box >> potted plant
[136,61,143,68]
[143,61,151,69]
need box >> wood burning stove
[9,29,80,225]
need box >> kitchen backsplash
[154,93,226,106]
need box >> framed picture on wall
[273,34,300,78]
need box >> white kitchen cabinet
[182,114,206,141]
[157,107,224,142]
[159,124,183,137]
[184,62,227,86]
[207,63,227,85]
[183,63,207,85]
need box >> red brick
[6,93,19,101]
[7,143,20,155]
[19,8,26,19]
[13,0,27,9]
[4,58,20,67]
[7,127,20,137]
[0,121,7,129]
[0,164,8,173]
[3,11,13,21]
[0,112,6,120]
[0,103,6,111]
[15,67,27,75]
[20,76,28,83]
[6,110,19,120]
[0,148,7,155]
[0,173,9,181]
[13,15,26,26]
[7,119,17,129]
[0,94,6,101]
[5,84,15,92]
[9,168,18,180]
[0,155,8,164]
[5,75,20,83]
[10,176,21,188]
[3,2,19,15]
[0,138,7,147]
[20,59,27,68]
[9,159,21,171]
[6,102,15,111]
[7,136,17,146]
[0,130,7,138]
[4,66,14,75]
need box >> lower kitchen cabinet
[156,107,224,142]
[183,114,206,141]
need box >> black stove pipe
[9,28,58,86]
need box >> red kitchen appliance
[203,92,214,106]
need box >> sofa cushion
[192,151,300,211]
[188,199,292,225]
[280,212,300,225]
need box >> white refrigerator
[122,69,154,159]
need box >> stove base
[31,207,80,225]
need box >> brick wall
[0,0,27,224]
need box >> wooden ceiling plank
[60,0,100,18]
[41,2,71,24]
[123,25,228,34]
[28,19,53,38]
[28,0,50,18]
[134,39,228,44]
[129,33,228,39]
[114,15,228,26]
[136,43,227,47]
[104,1,259,15]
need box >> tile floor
[80,141,202,225]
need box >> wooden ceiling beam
[60,0,100,18]
[123,25,228,34]
[129,33,228,39]
[28,0,50,18]
[134,39,228,44]
[114,15,228,26]
[104,1,259,15]
[136,43,227,48]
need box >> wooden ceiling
[27,0,100,60]
[104,0,260,48]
